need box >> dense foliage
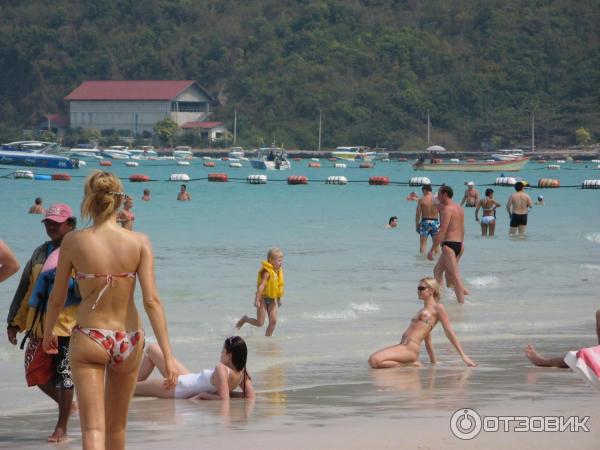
[1,0,599,150]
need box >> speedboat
[413,156,530,172]
[228,147,245,158]
[101,146,131,159]
[331,146,375,161]
[249,147,291,170]
[129,147,158,159]
[68,143,102,159]
[173,146,193,159]
[0,141,80,169]
[491,149,525,161]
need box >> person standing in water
[177,184,191,201]
[415,184,440,254]
[368,277,475,368]
[475,188,501,236]
[506,181,533,236]
[141,188,151,202]
[427,185,468,304]
[460,182,480,207]
[29,197,45,215]
[117,195,135,230]
[236,248,285,337]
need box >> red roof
[181,121,225,129]
[65,81,198,101]
[45,114,69,127]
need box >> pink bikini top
[75,272,136,310]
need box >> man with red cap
[6,203,80,443]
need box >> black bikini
[442,241,462,258]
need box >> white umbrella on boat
[426,145,446,152]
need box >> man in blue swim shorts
[415,184,440,253]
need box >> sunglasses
[417,286,429,291]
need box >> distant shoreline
[182,146,600,160]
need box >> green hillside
[1,0,598,149]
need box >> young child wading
[236,248,284,336]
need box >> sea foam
[303,310,358,321]
[581,264,600,271]
[585,233,600,244]
[350,301,380,312]
[465,275,500,288]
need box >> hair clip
[109,191,126,197]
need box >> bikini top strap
[75,272,136,310]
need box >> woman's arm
[254,271,269,307]
[0,240,20,283]
[137,234,177,389]
[436,304,476,367]
[424,333,436,364]
[42,235,74,353]
[194,364,230,400]
[474,201,481,222]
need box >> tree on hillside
[154,118,179,146]
[575,128,591,146]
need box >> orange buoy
[100,160,112,166]
[293,157,302,162]
[537,159,547,163]
[52,173,72,181]
[368,176,389,185]
[129,174,150,182]
[208,173,228,182]
[221,156,230,161]
[308,162,321,168]
[328,157,337,162]
[287,175,308,185]
[203,161,216,167]
[466,158,476,163]
[537,178,560,188]
[359,162,374,169]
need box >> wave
[303,310,358,321]
[585,233,600,244]
[581,264,600,271]
[465,275,500,288]
[350,301,380,312]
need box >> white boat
[129,148,158,159]
[173,146,193,159]
[331,146,375,161]
[249,147,291,170]
[68,143,101,158]
[491,149,525,161]
[101,146,131,159]
[0,141,80,169]
[1,141,63,154]
[228,147,245,158]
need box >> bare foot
[48,427,67,443]
[235,316,247,330]
[525,344,546,366]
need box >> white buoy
[582,180,600,189]
[15,170,34,179]
[334,163,347,169]
[556,160,566,164]
[177,161,190,166]
[450,158,460,163]
[591,159,600,163]
[547,164,560,170]
[126,161,139,167]
[77,160,87,167]
[325,176,348,185]
[247,174,267,184]
[202,156,212,160]
[495,176,517,186]
[310,157,320,162]
[409,176,431,186]
[169,173,190,181]
[229,162,242,168]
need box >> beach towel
[564,345,600,390]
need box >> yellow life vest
[258,261,284,299]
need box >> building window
[171,101,207,112]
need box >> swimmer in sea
[525,310,600,368]
[135,337,255,400]
[116,195,135,230]
[506,181,533,236]
[406,191,419,201]
[386,216,398,228]
[460,182,480,208]
[29,197,45,215]
[177,184,191,201]
[475,188,501,236]
[368,277,476,368]
[535,195,544,205]
[141,188,151,202]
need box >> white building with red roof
[65,80,225,136]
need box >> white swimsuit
[174,367,229,399]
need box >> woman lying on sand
[135,336,255,400]
[368,277,476,368]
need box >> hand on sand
[42,333,59,354]
[193,392,213,400]
[462,355,476,367]
[162,357,178,390]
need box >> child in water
[236,248,285,336]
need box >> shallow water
[0,158,599,447]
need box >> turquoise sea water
[0,158,599,447]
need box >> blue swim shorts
[418,219,440,237]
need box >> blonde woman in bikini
[43,170,176,450]
[368,277,476,369]
[475,188,501,236]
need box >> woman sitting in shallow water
[368,277,476,368]
[135,336,255,400]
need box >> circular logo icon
[450,408,482,440]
